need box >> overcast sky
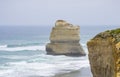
[0,0,120,26]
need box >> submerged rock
[46,20,86,56]
[87,28,120,77]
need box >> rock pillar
[46,20,86,56]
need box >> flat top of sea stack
[55,20,79,29]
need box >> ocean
[0,26,119,77]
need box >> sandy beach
[53,67,93,77]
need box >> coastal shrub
[93,28,120,43]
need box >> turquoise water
[0,26,119,77]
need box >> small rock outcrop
[46,20,86,56]
[87,28,120,77]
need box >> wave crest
[0,45,45,51]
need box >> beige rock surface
[46,20,85,56]
[87,28,120,77]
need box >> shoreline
[53,67,93,77]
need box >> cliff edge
[87,28,120,77]
[46,20,86,56]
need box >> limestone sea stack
[46,20,86,56]
[87,28,120,77]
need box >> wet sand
[53,67,93,77]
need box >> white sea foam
[0,45,45,51]
[0,56,90,77]
[0,42,90,77]
[0,55,30,60]
[81,43,86,47]
[0,45,7,48]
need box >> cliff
[87,28,120,77]
[46,20,86,56]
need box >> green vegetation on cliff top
[94,28,120,42]
[105,28,120,34]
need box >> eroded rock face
[46,20,86,56]
[87,28,120,77]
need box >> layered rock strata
[87,28,120,77]
[46,20,86,56]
